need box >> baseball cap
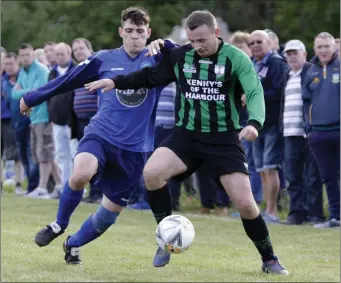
[283,40,306,53]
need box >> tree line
[2,0,339,57]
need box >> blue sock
[56,180,84,230]
[68,205,119,247]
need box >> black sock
[147,185,172,224]
[16,182,21,187]
[241,214,277,262]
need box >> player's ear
[147,28,152,39]
[215,28,220,38]
[118,27,123,39]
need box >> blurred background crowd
[1,0,340,229]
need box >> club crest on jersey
[116,88,148,107]
[214,64,225,77]
[183,63,196,73]
[332,73,340,84]
[140,62,152,69]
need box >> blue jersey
[24,41,176,152]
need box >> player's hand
[20,97,32,117]
[145,39,164,57]
[241,94,246,107]
[84,79,115,93]
[239,125,258,141]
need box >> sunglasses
[248,40,263,46]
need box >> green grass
[1,193,340,282]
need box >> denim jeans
[241,139,262,204]
[253,124,284,172]
[308,129,340,220]
[52,124,73,185]
[15,126,39,192]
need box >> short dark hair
[5,52,18,59]
[72,38,93,52]
[44,41,56,47]
[185,10,217,31]
[19,43,33,50]
[121,6,150,26]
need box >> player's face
[4,57,20,76]
[119,21,151,55]
[314,37,334,65]
[19,48,35,68]
[186,25,219,57]
[72,41,92,63]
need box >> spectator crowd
[1,27,340,229]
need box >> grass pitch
[1,193,340,282]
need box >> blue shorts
[252,125,283,172]
[76,134,147,206]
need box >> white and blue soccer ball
[156,215,195,254]
[2,178,16,192]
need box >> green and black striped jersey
[114,39,265,135]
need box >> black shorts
[159,127,249,182]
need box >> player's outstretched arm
[20,57,103,116]
[85,50,176,93]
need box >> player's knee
[69,171,93,190]
[143,166,165,190]
[92,205,120,233]
[236,196,259,218]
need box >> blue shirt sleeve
[23,56,103,107]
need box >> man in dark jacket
[303,32,340,228]
[280,40,323,225]
[249,30,289,223]
[47,42,76,198]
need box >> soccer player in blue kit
[19,6,177,266]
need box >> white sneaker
[24,187,49,199]
[49,184,63,199]
[15,186,25,196]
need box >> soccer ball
[2,178,16,193]
[156,215,195,254]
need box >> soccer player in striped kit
[86,10,289,275]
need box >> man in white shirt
[280,40,323,225]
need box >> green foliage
[1,0,339,54]
[1,0,185,51]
